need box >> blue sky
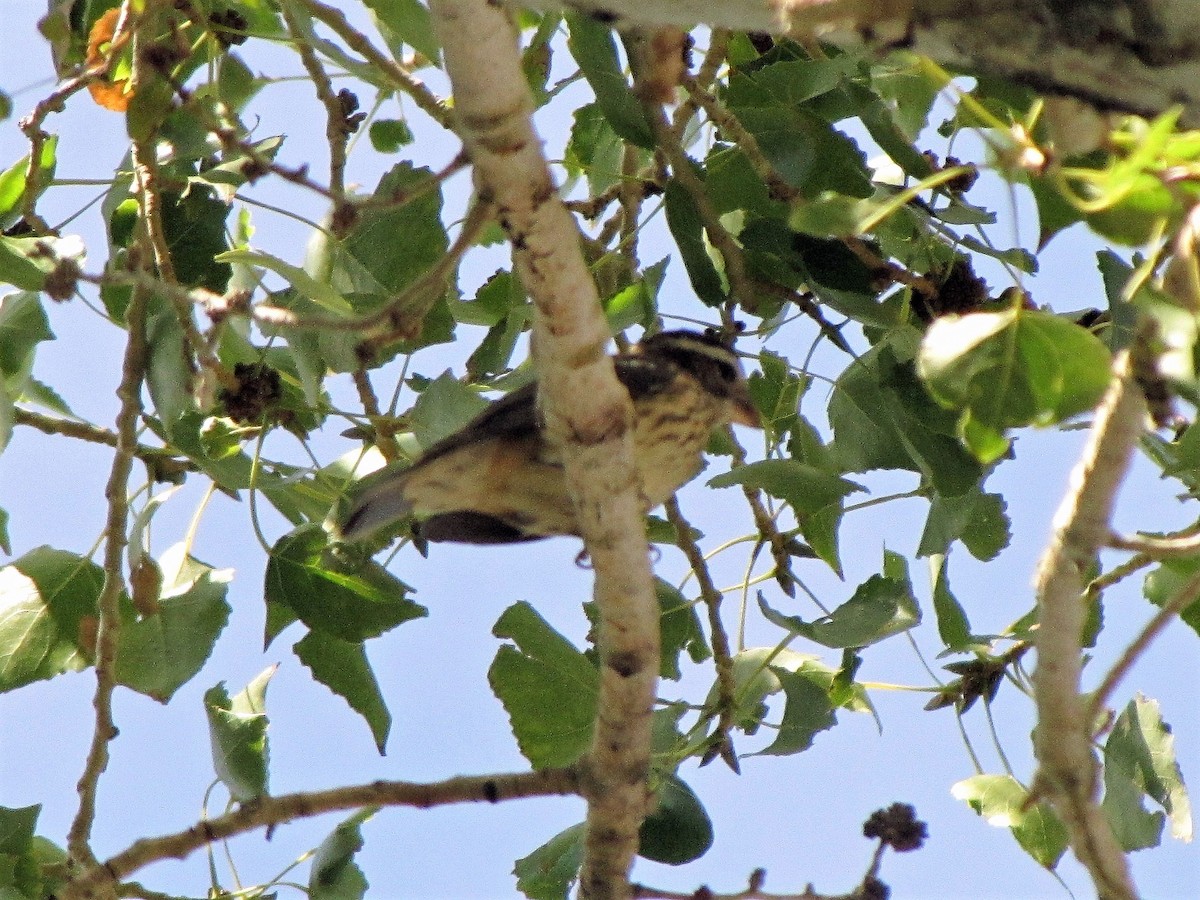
[0,5,1196,898]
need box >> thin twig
[61,768,581,900]
[297,0,453,130]
[1087,567,1200,724]
[664,497,740,771]
[66,250,150,869]
[670,30,730,135]
[12,407,194,476]
[351,368,401,462]
[281,0,350,197]
[1084,553,1155,601]
[18,4,136,234]
[638,81,755,310]
[1106,528,1200,557]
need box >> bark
[519,0,1200,124]
[432,3,661,898]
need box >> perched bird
[338,328,760,544]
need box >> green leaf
[1142,556,1200,637]
[0,805,38,855]
[145,295,196,441]
[565,103,625,195]
[368,119,415,153]
[295,630,391,754]
[928,554,972,650]
[655,579,709,680]
[0,548,101,692]
[0,292,53,391]
[565,15,654,148]
[1095,251,1142,352]
[264,525,425,644]
[216,52,260,110]
[758,561,920,649]
[218,248,355,315]
[918,309,1113,462]
[952,774,1069,868]
[705,145,778,218]
[604,259,665,333]
[1027,173,1084,249]
[1086,173,1176,247]
[488,602,599,768]
[709,459,863,514]
[115,545,232,702]
[756,668,836,755]
[714,646,810,725]
[638,774,713,865]
[204,667,275,802]
[726,57,852,108]
[309,809,373,900]
[449,269,521,327]
[366,0,440,62]
[0,238,49,292]
[409,371,490,449]
[0,136,57,230]
[514,823,584,900]
[1104,696,1192,847]
[664,179,726,306]
[918,487,1011,560]
[159,187,232,291]
[830,338,986,496]
[342,162,449,296]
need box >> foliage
[0,2,1196,899]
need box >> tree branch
[519,0,1200,124]
[1087,566,1200,725]
[430,4,660,898]
[664,497,740,771]
[1031,347,1144,900]
[60,768,581,900]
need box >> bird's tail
[336,468,414,542]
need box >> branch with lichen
[59,768,581,900]
[1030,346,1144,900]
[431,4,661,899]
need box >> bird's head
[635,329,760,427]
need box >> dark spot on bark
[483,780,500,802]
[608,650,642,678]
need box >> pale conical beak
[729,380,761,428]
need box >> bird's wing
[414,380,541,467]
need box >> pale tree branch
[60,768,581,900]
[1031,347,1145,900]
[430,4,660,898]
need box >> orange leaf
[86,8,134,111]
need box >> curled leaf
[85,9,134,112]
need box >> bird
[337,328,760,545]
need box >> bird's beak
[730,380,761,428]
